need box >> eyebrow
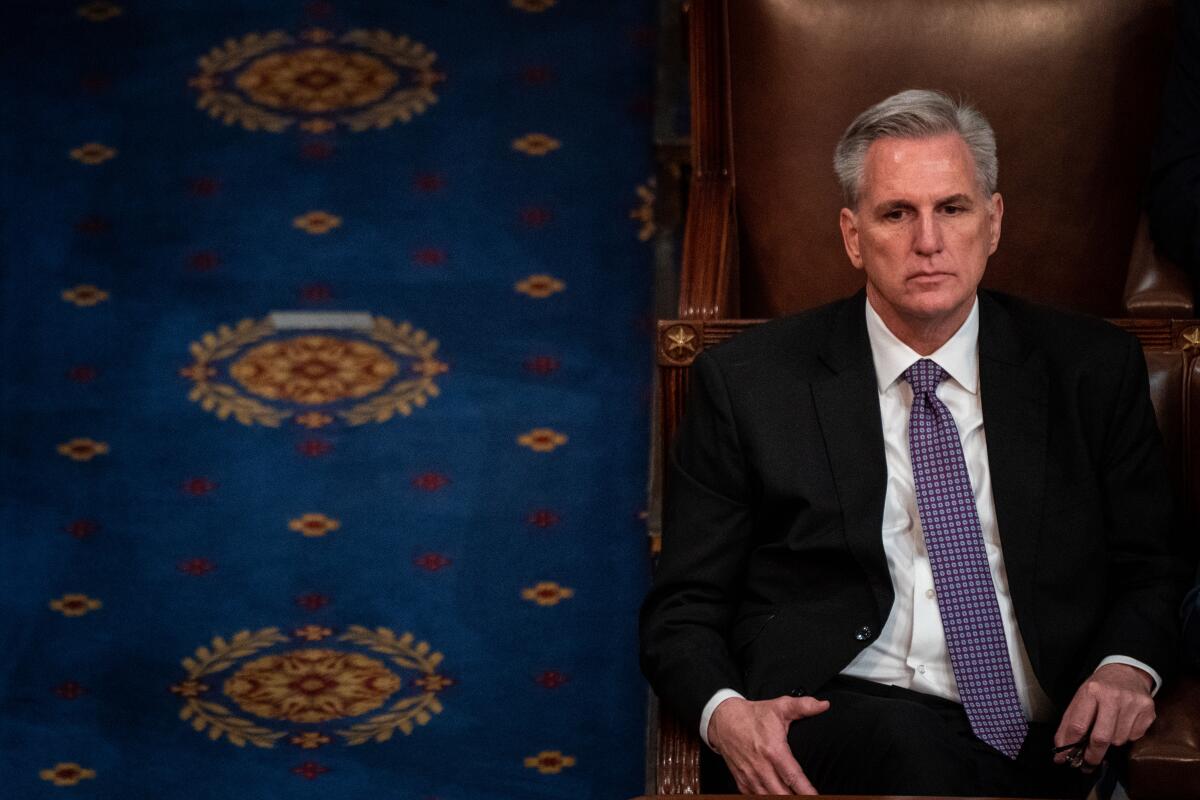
[872,193,976,215]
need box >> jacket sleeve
[638,349,756,728]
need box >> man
[640,90,1184,797]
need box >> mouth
[907,273,953,286]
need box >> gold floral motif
[300,118,336,134]
[631,178,656,241]
[170,679,209,697]
[300,27,335,44]
[184,318,291,427]
[521,581,575,606]
[50,594,102,617]
[294,625,333,642]
[295,411,334,429]
[291,731,331,749]
[1183,327,1200,353]
[412,359,449,378]
[334,626,446,743]
[184,315,443,428]
[338,317,443,425]
[524,750,576,774]
[414,674,454,692]
[39,763,96,786]
[177,628,291,747]
[223,649,402,723]
[512,133,561,156]
[511,0,558,11]
[231,336,395,404]
[288,512,341,538]
[62,284,109,306]
[56,438,109,461]
[69,142,117,164]
[293,210,342,234]
[518,428,567,453]
[515,274,565,298]
[191,29,441,134]
[236,48,398,113]
[175,626,446,748]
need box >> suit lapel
[977,292,1049,673]
[811,293,893,622]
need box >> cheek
[864,227,909,258]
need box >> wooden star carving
[663,325,698,361]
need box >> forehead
[860,133,981,202]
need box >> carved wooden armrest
[652,694,702,795]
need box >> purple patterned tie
[904,358,1028,759]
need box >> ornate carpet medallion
[172,626,450,748]
[189,28,443,133]
[182,314,446,428]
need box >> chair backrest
[711,0,1175,318]
[650,316,1200,794]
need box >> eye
[941,205,964,215]
[883,209,906,221]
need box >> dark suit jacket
[640,290,1184,730]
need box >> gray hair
[833,89,998,207]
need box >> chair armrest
[679,176,737,319]
[1127,673,1200,800]
[651,694,702,795]
[1124,212,1196,318]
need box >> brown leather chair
[680,0,1194,322]
[651,318,1200,796]
[647,0,1200,794]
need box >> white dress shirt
[698,296,1159,749]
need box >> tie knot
[903,358,948,395]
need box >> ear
[987,192,1003,255]
[840,207,864,270]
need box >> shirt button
[917,664,927,675]
[925,589,935,599]
[854,626,874,641]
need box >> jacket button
[854,625,874,641]
[788,686,808,697]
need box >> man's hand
[707,695,830,795]
[1053,663,1156,771]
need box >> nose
[913,212,943,256]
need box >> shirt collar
[864,295,980,395]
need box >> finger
[782,763,819,795]
[756,763,792,796]
[732,766,765,796]
[1109,695,1147,746]
[734,755,790,797]
[789,696,831,718]
[1054,692,1097,762]
[768,745,818,795]
[1083,695,1118,766]
[1128,703,1157,742]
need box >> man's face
[838,132,1002,339]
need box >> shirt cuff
[699,688,746,751]
[1096,655,1162,696]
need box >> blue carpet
[0,2,655,797]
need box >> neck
[866,290,975,356]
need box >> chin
[899,295,969,322]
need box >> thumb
[781,695,830,720]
